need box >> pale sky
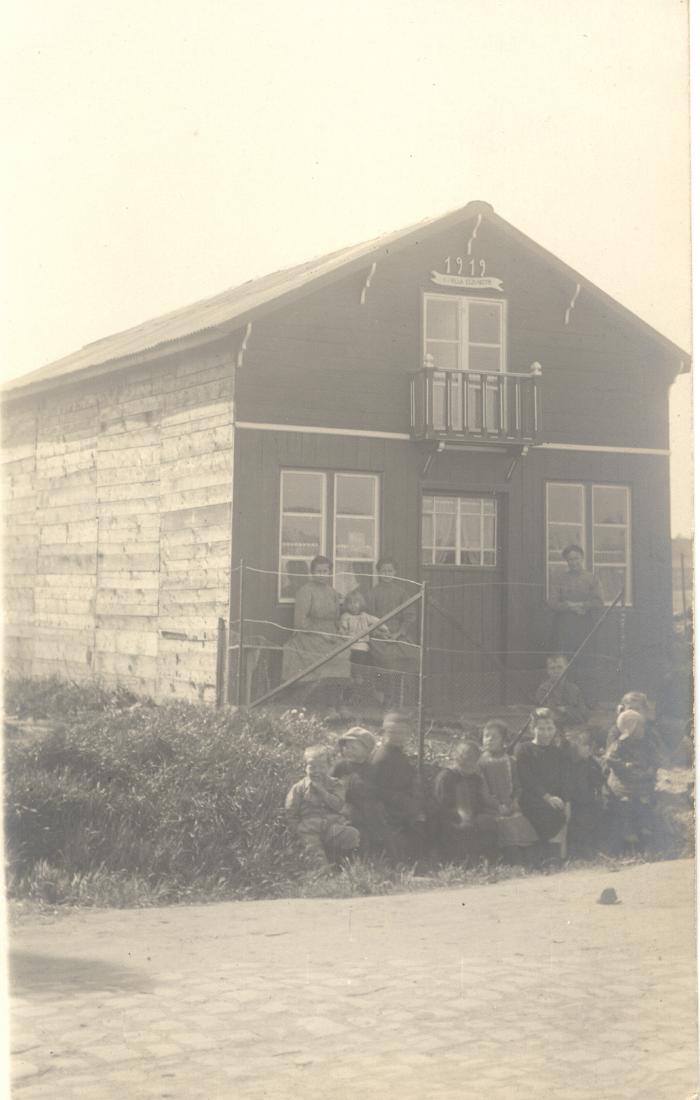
[1,0,693,533]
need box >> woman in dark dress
[515,708,571,842]
[547,544,604,705]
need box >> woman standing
[548,544,604,704]
[282,556,351,683]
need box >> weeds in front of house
[4,676,693,910]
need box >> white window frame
[422,293,507,373]
[592,484,632,606]
[545,481,632,606]
[332,472,380,595]
[278,469,380,602]
[421,494,498,568]
[278,470,327,602]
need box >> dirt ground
[8,857,698,1099]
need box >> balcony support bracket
[505,444,529,482]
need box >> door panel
[422,493,506,714]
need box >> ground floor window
[279,469,379,600]
[546,481,631,604]
[422,494,497,566]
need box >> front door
[421,492,506,716]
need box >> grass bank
[4,677,692,909]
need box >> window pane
[594,485,628,525]
[469,301,501,344]
[483,549,496,566]
[281,515,322,557]
[461,514,481,548]
[548,524,585,557]
[426,297,459,340]
[459,498,481,514]
[469,346,502,373]
[435,497,458,513]
[435,514,457,547]
[282,470,324,513]
[548,484,584,524]
[336,474,375,516]
[335,517,375,559]
[460,549,480,565]
[422,496,435,514]
[483,514,496,549]
[594,527,626,563]
[427,341,459,371]
[435,548,456,565]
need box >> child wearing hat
[285,745,360,872]
[331,727,397,859]
[433,740,500,866]
[603,709,659,853]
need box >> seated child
[606,691,663,757]
[536,654,588,730]
[515,708,571,851]
[603,709,659,854]
[339,592,387,675]
[478,719,538,857]
[567,728,605,859]
[285,745,360,872]
[330,727,396,859]
[433,740,500,865]
[369,711,426,861]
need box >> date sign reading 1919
[444,257,486,276]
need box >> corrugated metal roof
[4,200,689,397]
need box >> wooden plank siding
[2,345,234,700]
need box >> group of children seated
[284,670,668,875]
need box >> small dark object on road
[597,887,621,905]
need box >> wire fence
[215,563,654,719]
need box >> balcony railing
[410,365,542,444]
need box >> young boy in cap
[369,711,426,862]
[331,727,396,859]
[285,745,360,872]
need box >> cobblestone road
[9,860,698,1099]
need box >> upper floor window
[423,294,506,373]
[279,469,379,601]
[546,482,631,604]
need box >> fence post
[215,617,226,708]
[236,560,246,706]
[417,583,427,780]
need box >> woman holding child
[282,556,351,683]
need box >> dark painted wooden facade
[2,201,686,708]
[229,206,682,710]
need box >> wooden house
[2,201,689,712]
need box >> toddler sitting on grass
[285,745,360,873]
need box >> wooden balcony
[410,365,542,445]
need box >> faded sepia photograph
[2,2,695,1098]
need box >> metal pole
[236,559,246,706]
[215,617,226,708]
[680,552,689,636]
[249,589,423,709]
[417,583,427,781]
